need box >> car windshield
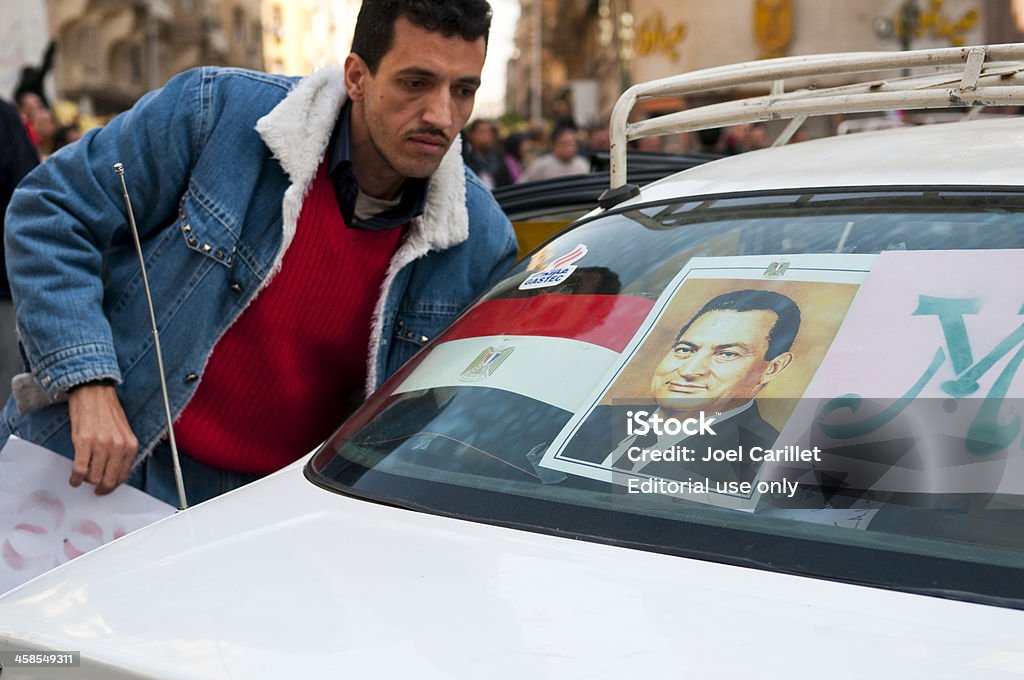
[308,188,1024,608]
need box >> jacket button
[184,373,199,384]
[229,282,243,293]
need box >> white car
[3,45,1024,679]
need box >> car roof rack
[599,43,1024,209]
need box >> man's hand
[68,384,138,494]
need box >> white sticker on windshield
[519,244,588,290]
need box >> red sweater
[176,162,404,474]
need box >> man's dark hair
[352,0,492,73]
[675,289,800,360]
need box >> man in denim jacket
[2,0,516,506]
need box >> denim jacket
[2,66,517,460]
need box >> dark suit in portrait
[559,401,779,485]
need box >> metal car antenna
[114,163,188,510]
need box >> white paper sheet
[0,436,175,594]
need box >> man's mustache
[407,128,450,145]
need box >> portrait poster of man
[539,254,874,510]
[767,249,1024,502]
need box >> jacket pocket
[176,191,238,267]
[107,189,239,318]
[105,187,242,376]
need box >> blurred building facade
[48,0,264,117]
[507,0,1024,127]
[262,0,360,76]
[1,2,51,101]
[38,0,366,117]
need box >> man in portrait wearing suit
[562,289,801,485]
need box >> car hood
[2,461,1023,679]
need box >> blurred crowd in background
[7,36,778,187]
[460,116,774,189]
[9,39,84,163]
[9,37,967,192]
[11,73,773,189]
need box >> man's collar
[327,101,428,230]
[326,100,352,177]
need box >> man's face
[346,16,486,187]
[650,309,790,417]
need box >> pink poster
[774,249,1024,497]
